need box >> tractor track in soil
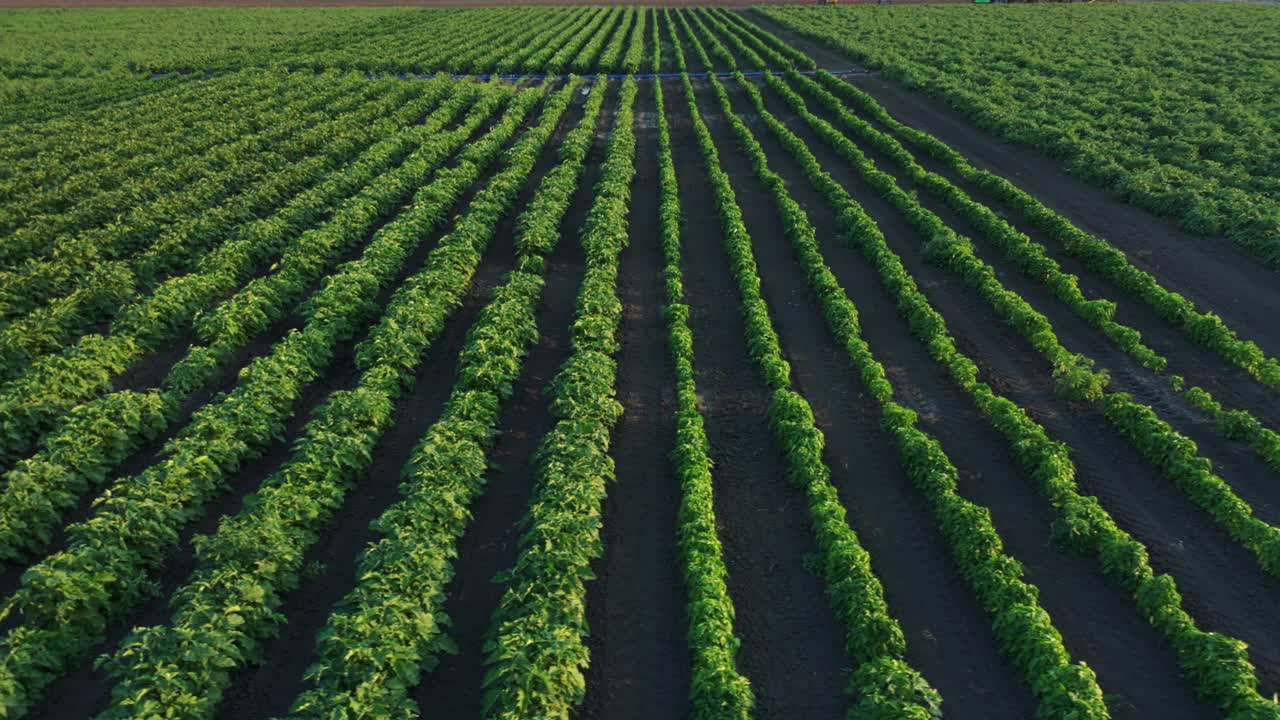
[580,78,691,720]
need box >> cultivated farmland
[0,5,1278,720]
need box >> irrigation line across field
[148,69,876,82]
[373,69,875,81]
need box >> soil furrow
[210,85,585,720]
[746,14,1280,357]
[0,101,525,602]
[673,75,855,720]
[833,71,1280,356]
[580,79,690,720]
[798,95,1280,522]
[789,75,1280,437]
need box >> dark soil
[579,79,690,720]
[210,85,587,720]
[0,97,514,602]
[112,90,498,397]
[671,14,709,76]
[752,13,1280,358]
[784,80,1280,525]
[10,18,1280,715]
[742,10,867,72]
[862,86,1280,356]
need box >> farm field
[0,5,1279,720]
[759,3,1280,266]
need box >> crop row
[242,7,814,79]
[686,12,1280,702]
[715,13,1280,577]
[672,26,948,714]
[713,8,814,70]
[0,73,308,234]
[711,15,1280,481]
[0,81,491,471]
[0,81,545,717]
[0,85,507,567]
[227,9,519,76]
[0,6,413,80]
[0,80,435,384]
[681,63,952,717]
[267,8,652,77]
[651,46,756,719]
[0,83,384,340]
[858,99,1279,576]
[764,71,1280,473]
[721,8,1280,393]
[284,76,604,720]
[0,75,364,278]
[759,4,1280,266]
[746,59,1280,581]
[804,72,1280,395]
[682,20,1114,716]
[734,66,1278,718]
[480,75,637,720]
[0,70,302,188]
[0,83,546,717]
[96,77,588,720]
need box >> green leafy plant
[0,82,546,718]
[0,84,502,563]
[653,75,756,720]
[96,78,593,720]
[480,75,638,720]
[762,68,1280,581]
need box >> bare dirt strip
[666,75,854,719]
[580,77,692,720]
[733,74,1222,719]
[691,72,1043,719]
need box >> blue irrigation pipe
[148,68,873,81]
[367,68,873,81]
